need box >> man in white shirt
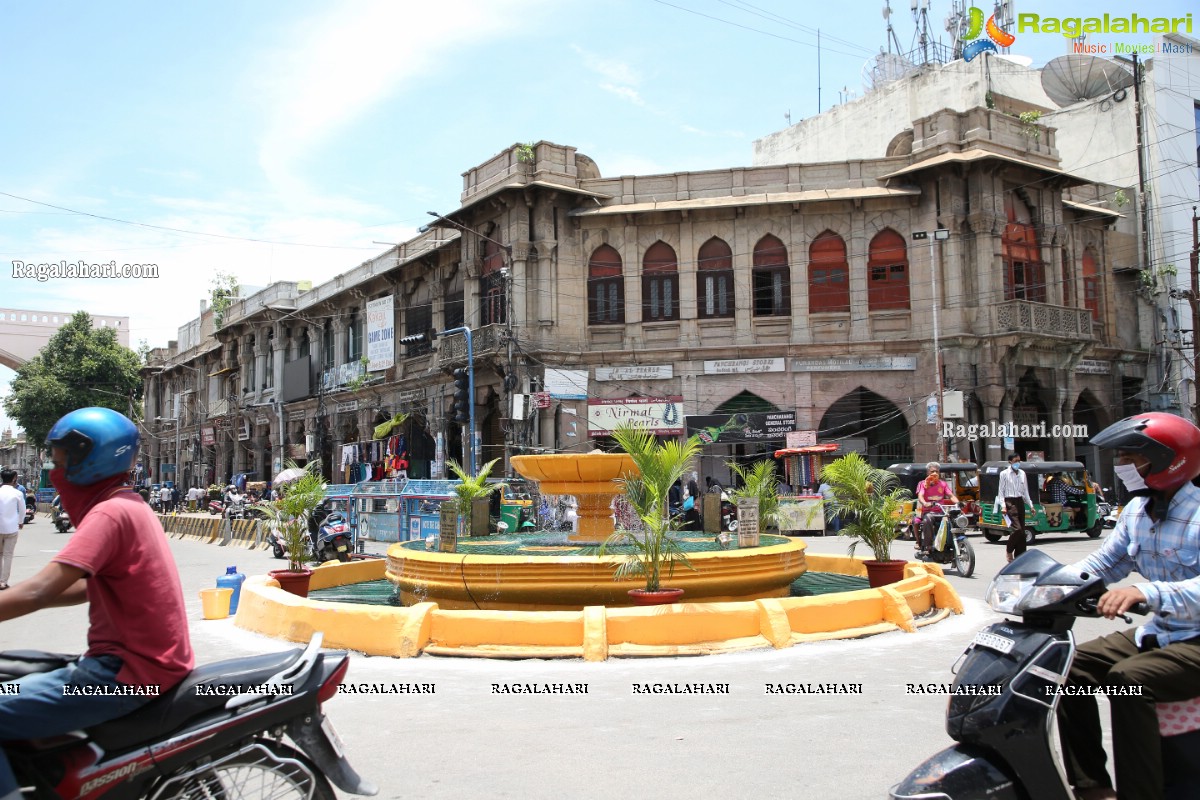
[0,469,27,590]
[996,453,1034,562]
[159,483,173,513]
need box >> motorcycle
[52,502,71,534]
[207,499,224,516]
[916,503,975,578]
[0,633,378,799]
[313,512,353,563]
[890,550,1200,799]
[24,495,36,525]
[720,494,738,532]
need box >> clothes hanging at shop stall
[340,434,409,483]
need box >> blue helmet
[45,407,140,485]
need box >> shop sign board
[1074,359,1111,375]
[790,356,917,372]
[686,412,796,444]
[366,295,395,372]
[543,368,588,399]
[587,397,684,437]
[703,358,784,374]
[594,365,674,382]
[785,430,817,448]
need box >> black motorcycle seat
[87,647,304,752]
[0,650,78,682]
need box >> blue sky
[0,0,1193,434]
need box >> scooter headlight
[985,574,1035,614]
[1017,585,1070,611]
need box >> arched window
[642,241,679,322]
[1002,194,1046,302]
[587,245,624,325]
[867,229,910,311]
[697,237,734,319]
[1082,247,1101,321]
[481,239,507,326]
[809,232,849,313]
[753,234,790,316]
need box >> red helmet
[1090,412,1200,492]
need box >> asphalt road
[3,514,1127,800]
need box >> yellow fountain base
[385,536,809,611]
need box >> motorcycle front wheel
[152,740,334,800]
[954,539,976,578]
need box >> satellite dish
[862,51,917,93]
[1040,54,1133,108]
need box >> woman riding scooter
[1057,412,1200,800]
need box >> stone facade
[143,106,1147,492]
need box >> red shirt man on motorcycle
[0,408,194,799]
[915,462,957,555]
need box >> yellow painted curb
[234,553,964,660]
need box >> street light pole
[914,228,950,462]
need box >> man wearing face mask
[0,408,193,800]
[1056,412,1200,800]
[996,452,1033,563]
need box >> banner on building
[366,295,395,372]
[686,412,797,444]
[587,397,684,438]
[543,368,588,399]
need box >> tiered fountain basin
[384,533,808,611]
[509,452,638,544]
[233,555,964,660]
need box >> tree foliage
[210,271,240,329]
[3,311,143,445]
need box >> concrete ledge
[234,553,964,660]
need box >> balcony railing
[435,324,505,368]
[992,300,1094,339]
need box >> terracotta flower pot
[268,568,314,598]
[627,588,685,606]
[863,560,908,588]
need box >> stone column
[332,316,348,369]
[253,332,268,401]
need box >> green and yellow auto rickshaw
[978,460,1103,543]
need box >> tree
[210,271,240,329]
[3,311,143,445]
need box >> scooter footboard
[889,744,1021,800]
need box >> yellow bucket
[199,587,234,620]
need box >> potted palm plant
[820,452,912,588]
[600,425,702,605]
[255,462,326,597]
[446,458,505,538]
[727,459,782,544]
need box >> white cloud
[600,83,645,106]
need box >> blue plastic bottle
[217,566,246,614]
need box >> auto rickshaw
[886,462,981,537]
[977,460,1103,543]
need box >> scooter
[0,633,378,799]
[890,550,1200,799]
[207,498,224,516]
[313,512,353,563]
[24,495,36,525]
[52,502,71,534]
[916,503,975,578]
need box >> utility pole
[914,228,950,461]
[1192,207,1199,423]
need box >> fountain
[508,452,635,543]
[384,451,808,610]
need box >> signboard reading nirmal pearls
[588,397,684,437]
[366,295,395,372]
[686,412,797,444]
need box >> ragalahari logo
[961,6,1016,61]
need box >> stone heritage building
[143,102,1146,492]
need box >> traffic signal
[452,368,470,424]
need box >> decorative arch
[587,244,624,325]
[818,387,912,466]
[697,237,734,319]
[642,241,679,322]
[867,228,910,311]
[752,234,790,317]
[809,231,849,313]
[1003,193,1046,303]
